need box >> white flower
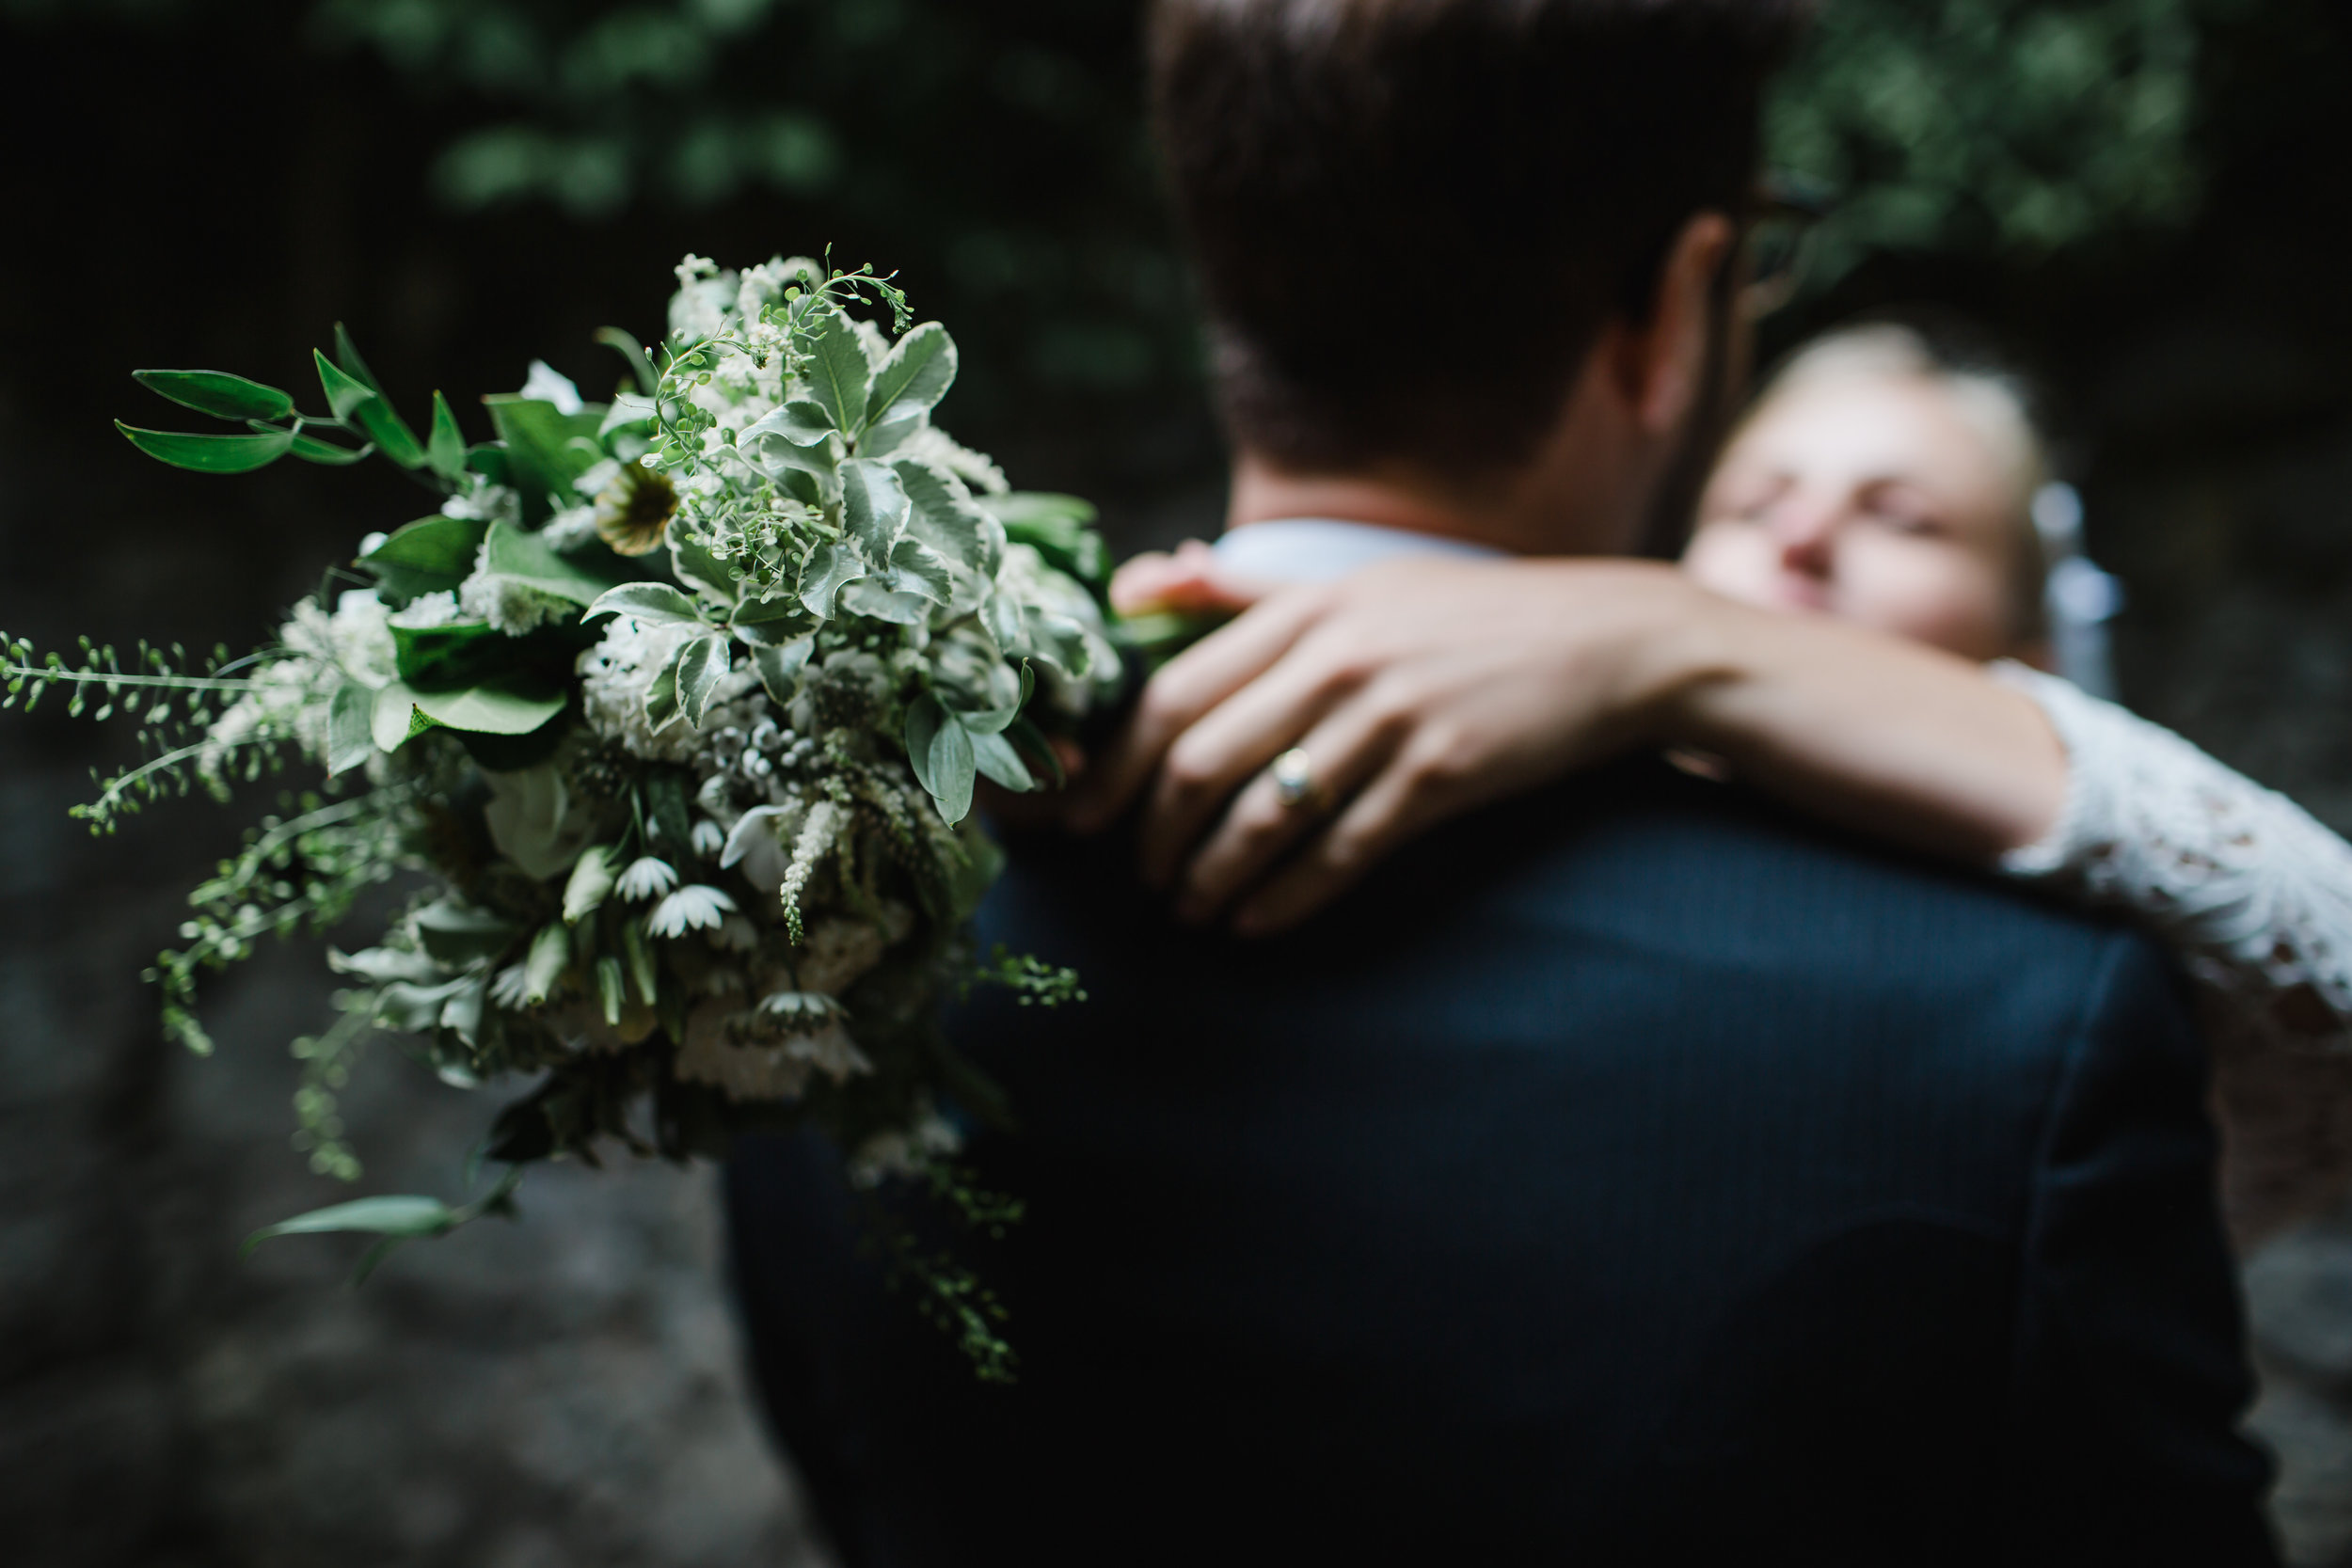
[387,590,463,630]
[538,503,600,551]
[489,963,535,1009]
[616,856,678,902]
[648,884,737,938]
[711,913,759,952]
[691,818,726,857]
[519,358,583,414]
[439,473,520,526]
[576,615,702,760]
[482,760,599,880]
[459,562,571,636]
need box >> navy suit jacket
[727,758,2276,1565]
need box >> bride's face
[1681,371,2034,662]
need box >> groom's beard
[1629,284,1742,562]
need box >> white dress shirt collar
[1211,516,1508,585]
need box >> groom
[730,1,2277,1561]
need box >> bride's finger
[1066,585,1334,834]
[1227,741,1469,937]
[1136,626,1369,887]
[1170,692,1407,923]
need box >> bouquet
[2,254,1124,1375]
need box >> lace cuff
[1990,659,2352,1033]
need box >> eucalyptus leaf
[840,458,910,559]
[134,369,294,422]
[956,660,1033,736]
[585,581,703,626]
[803,303,873,436]
[116,422,292,474]
[427,391,467,483]
[675,635,731,729]
[864,322,957,427]
[326,681,374,775]
[751,637,816,704]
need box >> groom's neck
[1225,411,1646,559]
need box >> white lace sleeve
[1991,660,2352,1241]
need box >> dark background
[4,1,2352,1562]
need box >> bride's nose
[1770,495,1841,580]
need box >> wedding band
[1270,747,1321,809]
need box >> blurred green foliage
[1772,0,2237,286]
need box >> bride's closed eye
[1858,482,1948,538]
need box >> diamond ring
[1270,747,1320,809]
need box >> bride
[1080,319,2352,1246]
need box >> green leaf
[839,578,933,625]
[840,458,909,559]
[332,322,387,396]
[904,691,976,824]
[741,399,837,448]
[594,325,660,397]
[117,421,292,473]
[970,727,1036,792]
[359,514,488,598]
[326,681,374,776]
[481,518,626,606]
[803,303,873,436]
[372,683,431,751]
[585,581,703,626]
[392,621,516,689]
[563,846,619,924]
[730,594,813,645]
[415,900,520,964]
[887,536,956,604]
[314,348,377,422]
[242,1195,458,1257]
[643,638,689,731]
[957,660,1033,736]
[482,395,608,521]
[287,429,373,466]
[675,635,731,729]
[668,535,738,602]
[134,369,294,422]
[751,637,815,704]
[864,322,957,427]
[983,491,1110,593]
[427,391,467,483]
[797,539,863,618]
[407,682,566,736]
[896,459,1000,576]
[350,397,427,471]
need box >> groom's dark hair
[1149,0,1808,475]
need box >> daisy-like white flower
[616,856,679,902]
[691,818,726,858]
[648,884,736,938]
[489,963,535,1009]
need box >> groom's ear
[1607,212,1739,439]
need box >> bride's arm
[1073,554,2066,932]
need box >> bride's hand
[1072,556,1707,934]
